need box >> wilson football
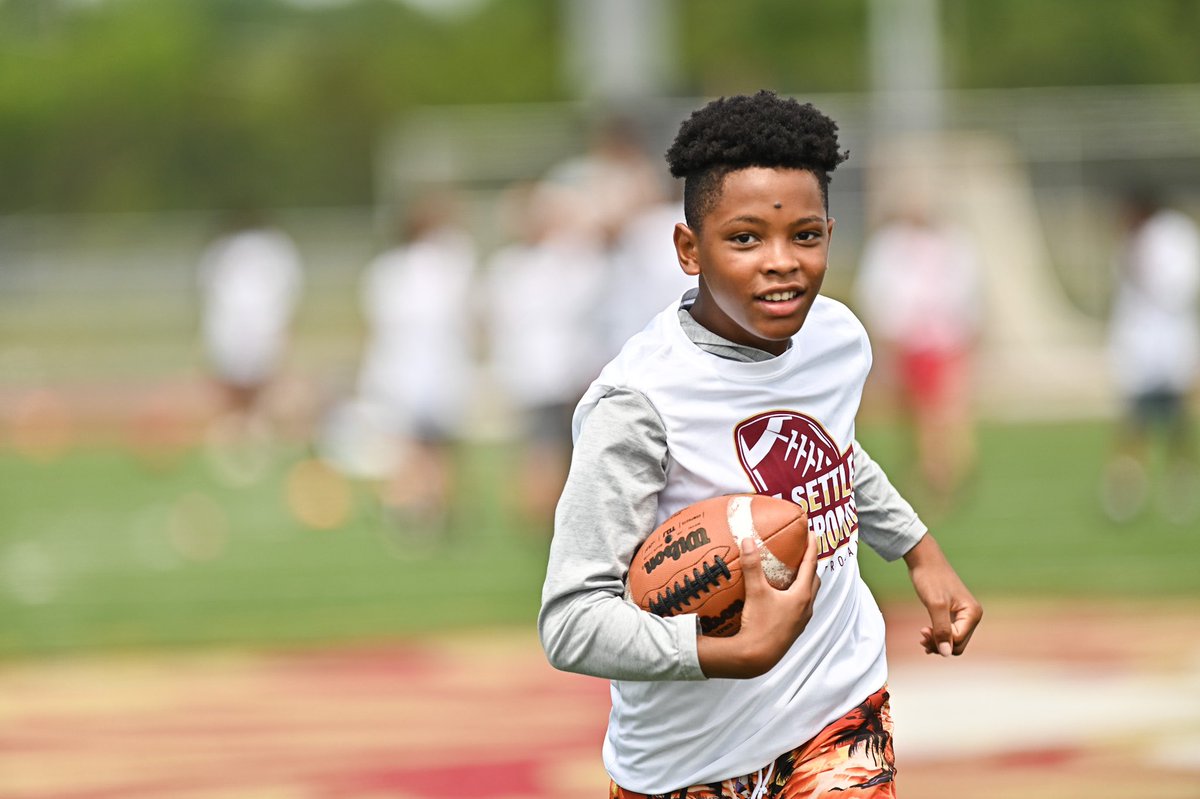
[627,493,808,637]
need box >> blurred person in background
[546,112,694,360]
[1101,187,1200,524]
[603,181,698,357]
[543,113,663,248]
[486,180,608,534]
[197,206,303,484]
[854,197,984,515]
[346,193,478,538]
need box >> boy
[539,91,982,798]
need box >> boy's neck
[678,304,785,362]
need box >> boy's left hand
[902,533,982,657]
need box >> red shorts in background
[899,347,969,412]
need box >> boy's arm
[853,441,927,561]
[903,533,983,656]
[853,441,982,655]
[540,387,824,681]
[538,388,706,682]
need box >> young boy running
[539,91,982,798]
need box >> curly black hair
[665,90,849,230]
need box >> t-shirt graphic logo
[735,411,857,560]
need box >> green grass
[0,418,1196,659]
[856,418,1200,600]
[0,441,550,658]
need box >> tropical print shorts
[611,685,896,799]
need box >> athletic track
[1,602,1197,798]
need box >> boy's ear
[674,222,701,276]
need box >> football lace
[648,556,732,616]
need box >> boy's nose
[763,241,800,274]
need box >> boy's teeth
[763,291,797,301]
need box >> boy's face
[674,167,834,356]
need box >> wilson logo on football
[641,528,712,574]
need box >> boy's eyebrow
[724,214,827,225]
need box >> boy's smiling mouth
[760,290,800,302]
[754,287,807,320]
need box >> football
[627,493,809,637]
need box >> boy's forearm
[697,633,775,679]
[902,532,983,656]
[540,588,705,680]
[540,388,711,681]
[901,530,944,569]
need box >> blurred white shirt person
[855,211,983,361]
[358,212,476,443]
[1103,189,1200,523]
[486,181,608,530]
[198,211,303,416]
[542,114,662,246]
[854,204,984,512]
[350,197,478,535]
[604,198,697,357]
[1108,202,1200,400]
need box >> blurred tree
[1,0,1199,214]
[944,0,1200,88]
[0,0,560,213]
[677,0,871,96]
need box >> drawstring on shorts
[747,760,774,799]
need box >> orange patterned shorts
[611,686,896,799]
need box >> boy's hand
[697,533,821,679]
[903,534,982,657]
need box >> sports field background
[2,410,1199,798]
[1,415,1197,658]
[3,132,1199,799]
[4,3,1200,797]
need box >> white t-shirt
[855,221,982,352]
[485,233,608,408]
[198,227,303,386]
[356,227,477,435]
[1108,209,1200,396]
[559,295,888,793]
[603,201,697,357]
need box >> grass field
[1,417,1196,659]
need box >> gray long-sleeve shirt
[539,307,928,681]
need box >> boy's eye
[731,233,757,245]
[796,230,821,242]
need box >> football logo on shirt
[734,411,857,561]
